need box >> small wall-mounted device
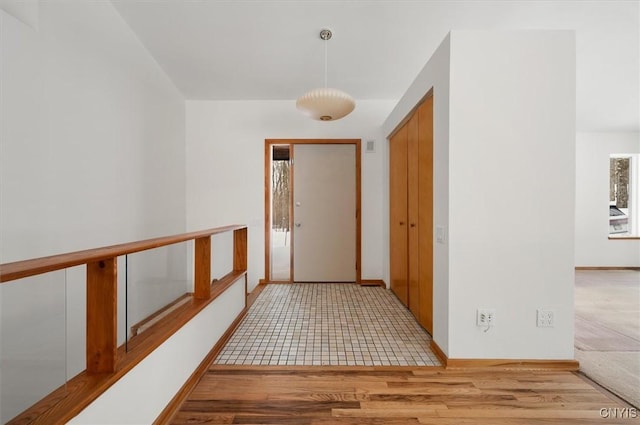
[366,140,375,153]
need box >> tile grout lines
[214,283,441,367]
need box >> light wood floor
[170,365,638,424]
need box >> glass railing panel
[125,242,190,347]
[211,232,233,281]
[117,256,127,347]
[0,270,67,423]
[64,265,85,380]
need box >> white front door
[292,144,356,282]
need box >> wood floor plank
[434,409,616,418]
[332,407,439,418]
[443,401,631,410]
[386,381,476,389]
[181,399,360,416]
[360,401,449,409]
[368,393,517,403]
[417,419,633,425]
[232,416,314,424]
[169,412,234,424]
[312,419,421,425]
[513,393,616,403]
[267,392,369,402]
[471,380,594,390]
[366,386,484,395]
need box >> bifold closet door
[389,94,433,334]
[389,126,409,306]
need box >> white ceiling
[111,0,639,132]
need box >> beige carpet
[575,349,640,407]
[575,270,640,408]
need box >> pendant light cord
[324,36,328,89]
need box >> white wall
[186,100,396,291]
[0,0,38,29]
[382,35,451,357]
[0,2,186,263]
[0,10,43,420]
[447,30,576,359]
[384,30,576,360]
[1,2,185,421]
[576,132,640,266]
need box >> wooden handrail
[0,224,246,283]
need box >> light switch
[436,226,445,244]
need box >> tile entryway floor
[214,283,440,366]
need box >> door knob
[295,222,301,227]
[399,221,405,225]
[410,223,416,228]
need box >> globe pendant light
[296,29,355,121]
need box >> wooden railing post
[233,228,248,272]
[86,258,117,374]
[194,236,211,299]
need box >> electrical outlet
[537,309,555,327]
[476,309,496,327]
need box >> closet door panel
[418,96,434,334]
[407,113,420,318]
[389,125,409,306]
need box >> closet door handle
[399,221,405,226]
[410,223,416,228]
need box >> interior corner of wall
[0,0,39,31]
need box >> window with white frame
[610,154,639,236]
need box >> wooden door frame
[264,139,362,284]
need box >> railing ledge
[0,225,247,283]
